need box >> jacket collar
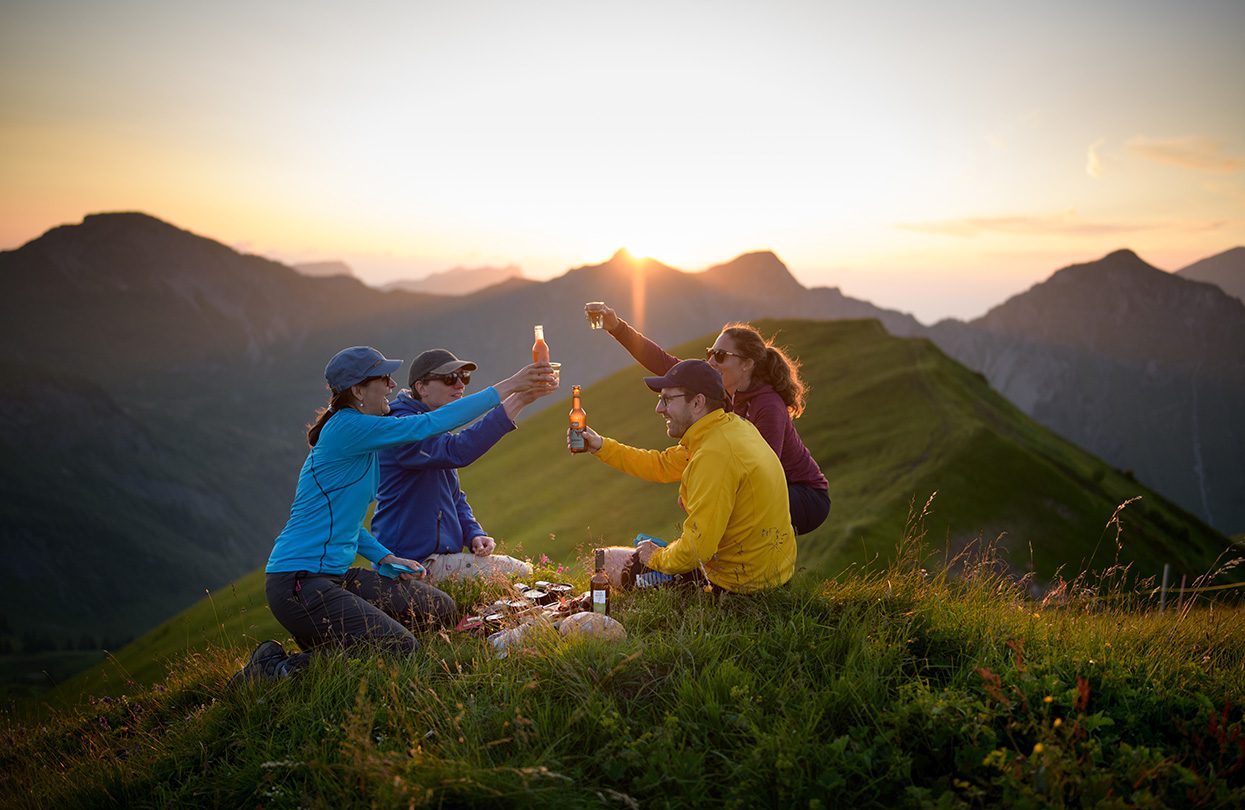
[390,390,432,416]
[679,408,731,450]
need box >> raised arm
[586,302,679,374]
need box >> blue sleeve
[356,526,392,564]
[328,387,503,455]
[455,486,485,542]
[388,405,516,470]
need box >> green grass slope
[7,550,1245,807]
[44,318,1237,710]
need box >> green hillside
[462,318,1228,579]
[11,552,1245,806]
[44,318,1236,710]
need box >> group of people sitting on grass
[233,303,831,683]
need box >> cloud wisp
[1126,136,1244,174]
[898,211,1142,238]
[1086,138,1106,178]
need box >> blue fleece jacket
[265,386,502,575]
[372,390,517,560]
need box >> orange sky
[2,1,1242,321]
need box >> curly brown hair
[720,323,808,418]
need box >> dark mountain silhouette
[926,249,1245,534]
[0,213,921,655]
[381,264,525,296]
[293,260,355,278]
[1178,246,1245,303]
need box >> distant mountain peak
[701,251,803,296]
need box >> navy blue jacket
[372,391,516,560]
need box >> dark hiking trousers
[266,568,456,656]
[789,483,831,536]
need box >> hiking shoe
[228,640,288,686]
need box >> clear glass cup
[585,302,606,330]
[549,362,561,386]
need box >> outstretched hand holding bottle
[494,362,558,400]
[567,425,603,454]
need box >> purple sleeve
[608,319,680,375]
[746,395,788,457]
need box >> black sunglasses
[423,371,472,386]
[705,348,746,363]
[362,374,395,386]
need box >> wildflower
[1043,695,1053,704]
[1053,718,1063,728]
[1033,743,1044,754]
[1032,612,1041,619]
[540,554,551,565]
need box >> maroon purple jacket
[609,319,828,491]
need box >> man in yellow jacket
[576,360,796,594]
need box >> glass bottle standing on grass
[569,385,587,452]
[591,549,610,615]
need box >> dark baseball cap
[643,359,732,412]
[407,349,478,388]
[325,346,402,393]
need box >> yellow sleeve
[648,446,735,575]
[595,437,688,483]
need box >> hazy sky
[2,0,1243,321]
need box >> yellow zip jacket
[596,410,796,593]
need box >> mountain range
[0,212,1241,668]
[1177,245,1245,303]
[380,263,525,296]
[925,249,1245,535]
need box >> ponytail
[306,388,359,447]
[721,323,808,418]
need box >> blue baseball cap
[325,346,402,393]
[643,359,732,412]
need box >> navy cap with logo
[324,346,402,393]
[407,348,478,388]
[643,359,732,412]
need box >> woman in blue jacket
[232,346,554,683]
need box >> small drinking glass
[586,302,606,330]
[549,362,561,386]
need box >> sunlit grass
[5,502,1243,807]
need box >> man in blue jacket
[373,349,539,581]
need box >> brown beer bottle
[569,384,587,452]
[591,549,610,615]
[532,324,550,364]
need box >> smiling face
[414,371,469,410]
[354,374,396,416]
[706,333,754,395]
[655,387,698,439]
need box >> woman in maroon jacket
[585,303,830,535]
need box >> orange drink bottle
[569,385,587,452]
[532,324,550,363]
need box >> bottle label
[570,428,585,449]
[592,588,607,613]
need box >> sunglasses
[656,392,694,407]
[705,348,746,363]
[363,374,395,386]
[423,371,472,386]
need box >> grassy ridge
[6,537,1244,807]
[43,318,1236,710]
[463,318,1228,577]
